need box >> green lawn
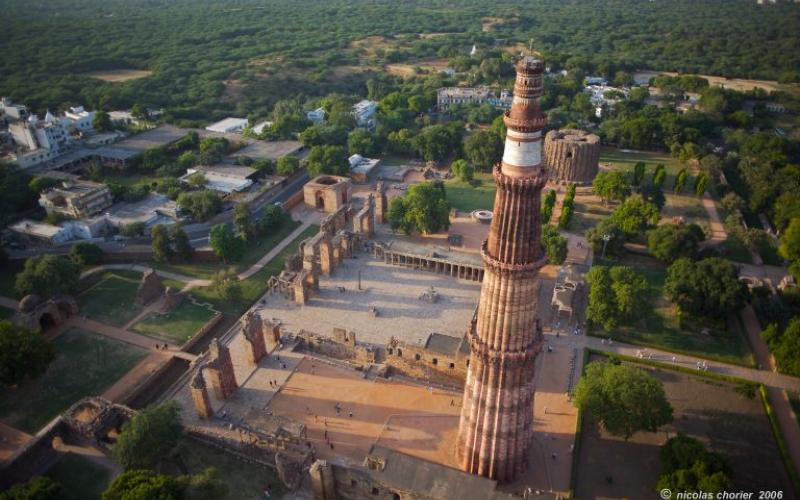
[600,147,690,188]
[158,438,285,499]
[162,278,189,291]
[0,328,148,433]
[571,199,614,234]
[131,300,216,344]
[189,224,318,316]
[445,172,496,212]
[77,271,143,327]
[595,254,754,366]
[46,452,112,500]
[154,218,301,280]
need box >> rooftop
[9,219,64,238]
[424,332,468,357]
[106,125,187,154]
[234,140,303,161]
[205,117,248,133]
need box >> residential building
[205,117,248,134]
[352,100,378,129]
[0,97,29,122]
[306,107,325,124]
[38,179,113,219]
[8,219,73,246]
[6,113,73,168]
[436,87,512,111]
[63,106,96,133]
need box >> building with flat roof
[180,165,257,194]
[303,175,352,213]
[6,113,73,168]
[38,179,112,219]
[0,97,29,122]
[205,117,248,134]
[436,86,512,111]
[63,106,96,133]
[8,219,73,246]
[348,154,381,183]
[352,100,378,129]
[233,140,304,162]
[306,107,325,124]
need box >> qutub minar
[456,56,548,482]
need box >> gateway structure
[456,56,548,482]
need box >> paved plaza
[260,254,482,345]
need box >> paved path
[700,192,727,245]
[0,296,19,310]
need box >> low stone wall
[181,312,224,353]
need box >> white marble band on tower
[502,130,542,168]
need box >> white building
[348,154,381,183]
[0,97,29,122]
[583,85,628,109]
[352,100,378,129]
[306,107,326,124]
[205,117,249,134]
[436,87,512,111]
[252,121,273,135]
[7,113,73,168]
[180,166,255,194]
[63,106,96,133]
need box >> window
[351,480,357,487]
[466,359,470,367]
[415,354,421,361]
[372,488,380,495]
[387,348,393,355]
[397,349,402,358]
[432,358,438,365]
[449,363,455,369]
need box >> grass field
[189,224,318,316]
[131,300,216,344]
[154,218,301,280]
[600,146,689,185]
[46,453,112,500]
[158,438,284,499]
[77,270,143,327]
[574,356,793,497]
[596,254,754,366]
[85,69,152,82]
[0,328,147,433]
[445,172,496,212]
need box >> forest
[1,0,799,124]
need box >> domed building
[543,128,601,184]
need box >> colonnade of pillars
[382,251,484,282]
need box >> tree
[719,192,745,214]
[15,255,79,298]
[450,159,474,182]
[211,269,242,304]
[410,124,462,162]
[632,161,646,186]
[276,155,300,177]
[587,218,627,259]
[463,130,502,171]
[592,171,630,205]
[347,129,381,156]
[260,205,285,232]
[657,435,732,496]
[69,242,103,266]
[558,203,573,229]
[0,476,62,500]
[176,190,221,222]
[118,222,146,238]
[233,203,256,241]
[102,469,182,500]
[694,172,708,196]
[610,195,660,237]
[541,189,557,223]
[586,265,648,330]
[306,145,348,177]
[761,318,800,377]
[28,176,60,195]
[151,224,172,263]
[778,218,800,280]
[0,321,56,386]
[387,181,450,235]
[186,172,207,189]
[542,225,567,265]
[574,361,673,439]
[639,183,666,211]
[0,161,35,227]
[92,111,112,132]
[647,223,705,262]
[131,104,149,121]
[673,168,687,193]
[209,224,245,263]
[112,402,181,469]
[664,258,746,318]
[170,225,193,261]
[652,164,666,189]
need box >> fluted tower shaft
[456,57,547,483]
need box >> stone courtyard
[261,253,482,345]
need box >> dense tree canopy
[210,224,245,263]
[463,130,502,171]
[306,145,349,177]
[0,321,56,387]
[657,435,732,496]
[664,257,747,318]
[15,255,80,298]
[0,477,62,500]
[586,265,649,331]
[69,242,104,266]
[112,402,182,469]
[388,181,450,235]
[574,361,673,439]
[761,318,800,377]
[592,171,630,205]
[647,223,705,263]
[610,195,660,237]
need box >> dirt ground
[84,69,152,82]
[267,357,461,466]
[574,358,794,499]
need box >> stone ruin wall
[543,129,601,184]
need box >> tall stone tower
[456,57,547,482]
